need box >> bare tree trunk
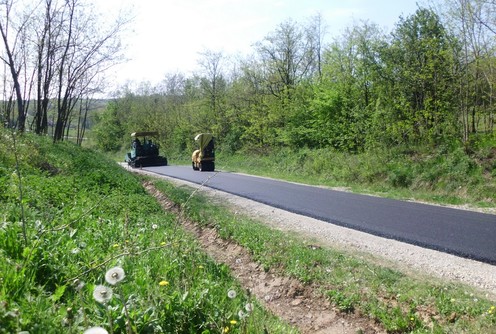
[0,21,26,132]
[76,98,89,146]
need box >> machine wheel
[200,161,214,172]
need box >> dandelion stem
[78,288,89,328]
[117,286,133,334]
[107,305,114,334]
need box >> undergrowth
[0,129,296,334]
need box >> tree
[32,0,58,135]
[1,0,128,141]
[0,0,32,132]
[310,22,385,151]
[255,19,317,98]
[53,0,127,142]
[93,101,124,151]
[380,8,459,146]
[439,0,496,140]
[197,49,228,138]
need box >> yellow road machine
[191,133,215,171]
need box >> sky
[98,0,423,88]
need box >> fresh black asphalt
[144,165,496,265]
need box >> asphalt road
[143,165,496,265]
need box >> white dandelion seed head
[152,224,158,230]
[245,303,253,312]
[73,279,85,291]
[71,248,80,254]
[105,267,125,285]
[227,290,237,299]
[93,285,113,304]
[238,310,248,319]
[79,242,87,248]
[35,220,43,230]
[84,327,109,334]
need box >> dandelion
[198,265,204,269]
[83,326,109,334]
[73,279,85,291]
[105,267,125,285]
[71,248,80,254]
[152,224,158,230]
[230,320,237,325]
[112,244,119,248]
[238,310,248,319]
[227,290,237,299]
[93,285,113,304]
[34,220,43,230]
[245,303,253,312]
[159,280,169,286]
[160,241,166,246]
[223,327,230,333]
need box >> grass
[0,129,297,334]
[151,178,496,333]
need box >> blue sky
[102,0,423,86]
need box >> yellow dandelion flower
[159,280,169,286]
[491,306,495,310]
[230,320,237,325]
[160,242,166,246]
[112,244,119,248]
[223,327,229,333]
[198,265,204,269]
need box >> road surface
[142,165,496,265]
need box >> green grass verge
[0,129,297,334]
[151,179,496,333]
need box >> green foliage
[379,8,459,146]
[0,128,296,333]
[92,101,126,152]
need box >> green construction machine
[191,133,215,171]
[125,131,168,168]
